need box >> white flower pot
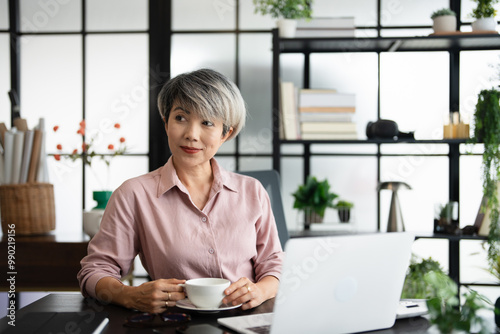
[277,19,297,38]
[432,15,457,33]
[472,17,497,32]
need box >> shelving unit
[271,29,500,288]
[271,28,500,230]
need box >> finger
[166,291,186,301]
[224,277,250,295]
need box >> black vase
[338,209,351,223]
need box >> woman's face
[165,103,233,170]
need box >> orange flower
[56,144,62,150]
[54,154,61,161]
[108,144,114,150]
[72,149,78,154]
[114,123,121,129]
[53,125,59,132]
[120,137,126,143]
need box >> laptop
[218,233,416,334]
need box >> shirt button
[209,248,214,254]
[201,217,207,222]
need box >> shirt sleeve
[77,183,140,298]
[252,181,284,282]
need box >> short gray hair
[157,68,247,140]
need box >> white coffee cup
[180,278,231,309]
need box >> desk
[0,293,435,333]
[0,233,89,291]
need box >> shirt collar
[156,157,238,198]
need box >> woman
[78,68,284,313]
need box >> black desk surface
[0,293,436,333]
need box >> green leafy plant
[292,176,338,218]
[469,88,500,278]
[333,199,354,209]
[431,8,457,19]
[253,0,313,20]
[425,271,491,334]
[471,0,499,19]
[402,257,491,333]
[401,257,446,299]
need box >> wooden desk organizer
[0,183,55,235]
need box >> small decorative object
[253,0,313,38]
[333,199,354,223]
[433,201,459,234]
[470,0,498,32]
[431,8,457,33]
[292,175,338,229]
[469,88,500,279]
[53,120,127,237]
[377,181,411,232]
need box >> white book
[299,112,353,122]
[4,131,14,184]
[36,118,49,183]
[301,132,358,140]
[295,29,355,38]
[19,130,34,184]
[280,81,300,140]
[11,131,25,184]
[300,90,356,108]
[301,122,357,133]
[296,17,355,29]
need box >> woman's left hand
[222,276,279,310]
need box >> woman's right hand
[96,277,186,313]
[127,278,186,313]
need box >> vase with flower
[53,120,126,237]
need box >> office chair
[237,170,290,250]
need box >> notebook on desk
[218,233,415,334]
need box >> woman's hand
[222,276,279,311]
[96,277,186,313]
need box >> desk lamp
[377,181,412,232]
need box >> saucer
[176,299,242,313]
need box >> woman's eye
[175,115,185,121]
[203,120,214,127]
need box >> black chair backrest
[237,170,289,250]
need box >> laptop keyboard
[247,325,271,334]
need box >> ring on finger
[247,285,252,292]
[167,292,171,301]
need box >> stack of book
[299,89,357,140]
[0,118,49,185]
[296,17,355,38]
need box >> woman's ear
[222,127,234,141]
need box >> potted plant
[333,199,354,223]
[292,175,338,228]
[470,0,498,32]
[401,257,492,333]
[431,8,457,33]
[470,88,500,277]
[253,0,313,38]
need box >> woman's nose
[184,122,200,140]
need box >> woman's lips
[181,146,201,154]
